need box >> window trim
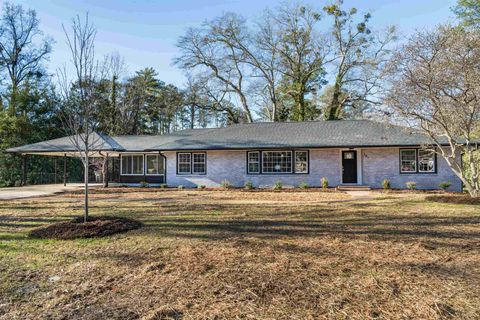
[120,154,145,176]
[246,150,309,175]
[176,152,207,175]
[247,151,261,174]
[177,152,192,175]
[418,149,436,173]
[192,152,207,175]
[399,148,437,174]
[261,150,293,174]
[294,150,309,174]
[145,154,165,176]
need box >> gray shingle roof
[7,120,443,154]
[6,132,126,153]
[146,120,441,150]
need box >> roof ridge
[226,119,373,127]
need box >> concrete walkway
[0,183,101,200]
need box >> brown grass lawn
[0,189,479,320]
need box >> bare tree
[271,4,325,121]
[57,14,102,221]
[386,26,480,197]
[175,15,254,123]
[0,2,52,114]
[322,1,396,120]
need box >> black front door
[342,151,357,184]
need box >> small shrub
[197,184,206,189]
[273,180,283,190]
[221,179,232,189]
[244,180,254,190]
[139,181,149,188]
[321,177,329,189]
[439,181,451,191]
[177,185,185,190]
[406,181,417,190]
[298,181,309,189]
[382,178,391,190]
[160,183,168,189]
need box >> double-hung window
[247,151,260,174]
[177,152,206,175]
[262,151,292,174]
[295,151,308,173]
[418,150,435,173]
[400,149,417,173]
[121,155,144,175]
[400,149,436,173]
[192,153,206,174]
[146,154,164,175]
[177,153,192,175]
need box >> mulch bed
[425,194,480,205]
[72,187,340,194]
[29,216,142,240]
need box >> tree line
[0,0,479,196]
[175,1,396,122]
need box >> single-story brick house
[7,120,463,191]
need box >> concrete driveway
[0,184,101,200]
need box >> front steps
[336,185,371,192]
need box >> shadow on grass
[135,209,480,251]
[1,194,479,253]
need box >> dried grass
[0,189,479,319]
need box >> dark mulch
[71,187,340,194]
[425,194,480,205]
[29,216,142,240]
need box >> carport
[6,132,125,187]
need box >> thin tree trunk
[63,154,67,186]
[84,157,89,222]
[190,105,195,129]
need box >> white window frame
[294,151,308,174]
[261,150,293,174]
[177,152,192,175]
[120,154,145,176]
[192,152,206,174]
[400,149,417,173]
[247,151,260,174]
[145,154,165,176]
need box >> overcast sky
[1,0,458,87]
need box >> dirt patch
[425,194,480,205]
[28,216,142,240]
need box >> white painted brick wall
[361,148,462,191]
[162,148,462,191]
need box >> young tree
[58,14,102,221]
[386,26,480,197]
[0,2,52,115]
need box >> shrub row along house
[7,120,462,191]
